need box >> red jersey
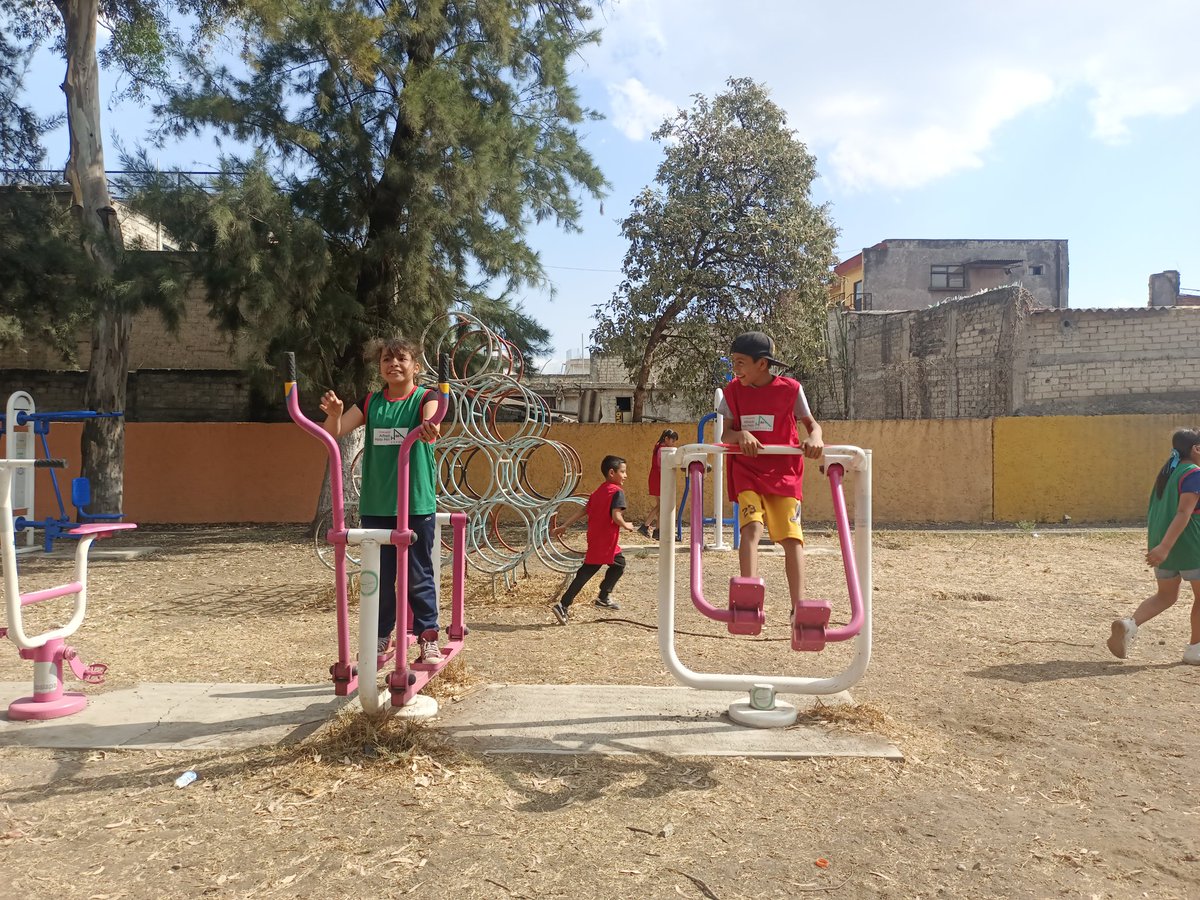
[584,481,625,565]
[722,375,805,501]
[648,445,666,497]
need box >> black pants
[560,553,626,608]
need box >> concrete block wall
[1017,307,1200,415]
[0,285,250,372]
[0,369,283,422]
[846,287,1022,419]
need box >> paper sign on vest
[373,427,410,446]
[741,414,775,432]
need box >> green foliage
[0,185,190,358]
[0,31,59,171]
[591,77,838,418]
[143,0,606,398]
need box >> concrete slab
[0,682,350,750]
[436,684,903,759]
[0,682,903,760]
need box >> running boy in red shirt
[719,331,824,615]
[548,455,636,624]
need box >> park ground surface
[1,525,1199,899]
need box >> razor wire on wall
[421,313,585,580]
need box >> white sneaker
[1183,642,1200,665]
[418,638,444,664]
[1107,617,1137,659]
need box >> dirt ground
[2,524,1199,900]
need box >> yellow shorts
[737,491,804,544]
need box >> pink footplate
[68,523,138,537]
[792,600,832,651]
[728,577,766,635]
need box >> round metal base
[727,698,798,729]
[394,694,439,720]
[9,692,88,721]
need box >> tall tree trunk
[58,0,127,514]
[631,298,689,422]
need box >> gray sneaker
[551,602,569,625]
[1107,617,1137,659]
[1183,642,1200,665]
[594,596,620,610]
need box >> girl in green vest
[319,338,443,665]
[1108,428,1200,664]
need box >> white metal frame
[4,392,36,551]
[656,443,873,699]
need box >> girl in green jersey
[1108,428,1200,664]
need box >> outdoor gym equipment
[0,457,137,720]
[656,441,872,728]
[2,391,125,553]
[285,353,468,717]
[675,387,739,549]
[421,313,585,582]
[305,316,587,584]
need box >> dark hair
[365,337,422,367]
[1154,428,1200,498]
[655,429,679,446]
[601,455,625,477]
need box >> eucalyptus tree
[592,77,837,420]
[0,0,227,513]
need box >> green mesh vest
[1146,462,1200,570]
[359,387,436,517]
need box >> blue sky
[22,0,1200,371]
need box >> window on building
[930,264,965,290]
[1029,265,1044,275]
[615,396,632,412]
[853,280,864,310]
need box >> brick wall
[839,286,1200,418]
[0,368,300,422]
[845,287,1027,419]
[0,284,251,372]
[1018,307,1200,414]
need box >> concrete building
[1148,270,1200,308]
[527,353,694,424]
[829,284,1200,419]
[833,239,1068,312]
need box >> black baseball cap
[730,331,787,367]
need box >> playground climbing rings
[418,313,582,579]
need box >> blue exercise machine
[1,392,125,553]
[676,398,740,549]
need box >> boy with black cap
[718,331,824,618]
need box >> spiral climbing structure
[421,314,585,578]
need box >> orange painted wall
[2,424,328,524]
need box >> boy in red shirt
[719,331,824,615]
[549,455,636,623]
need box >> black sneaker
[594,596,621,610]
[551,602,569,625]
[637,524,652,538]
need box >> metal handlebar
[0,458,66,469]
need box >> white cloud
[581,0,1200,192]
[606,77,678,141]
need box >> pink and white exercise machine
[284,353,468,717]
[656,442,872,728]
[0,457,137,720]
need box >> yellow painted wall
[538,419,992,526]
[993,415,1198,523]
[2,415,1187,525]
[832,258,864,307]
